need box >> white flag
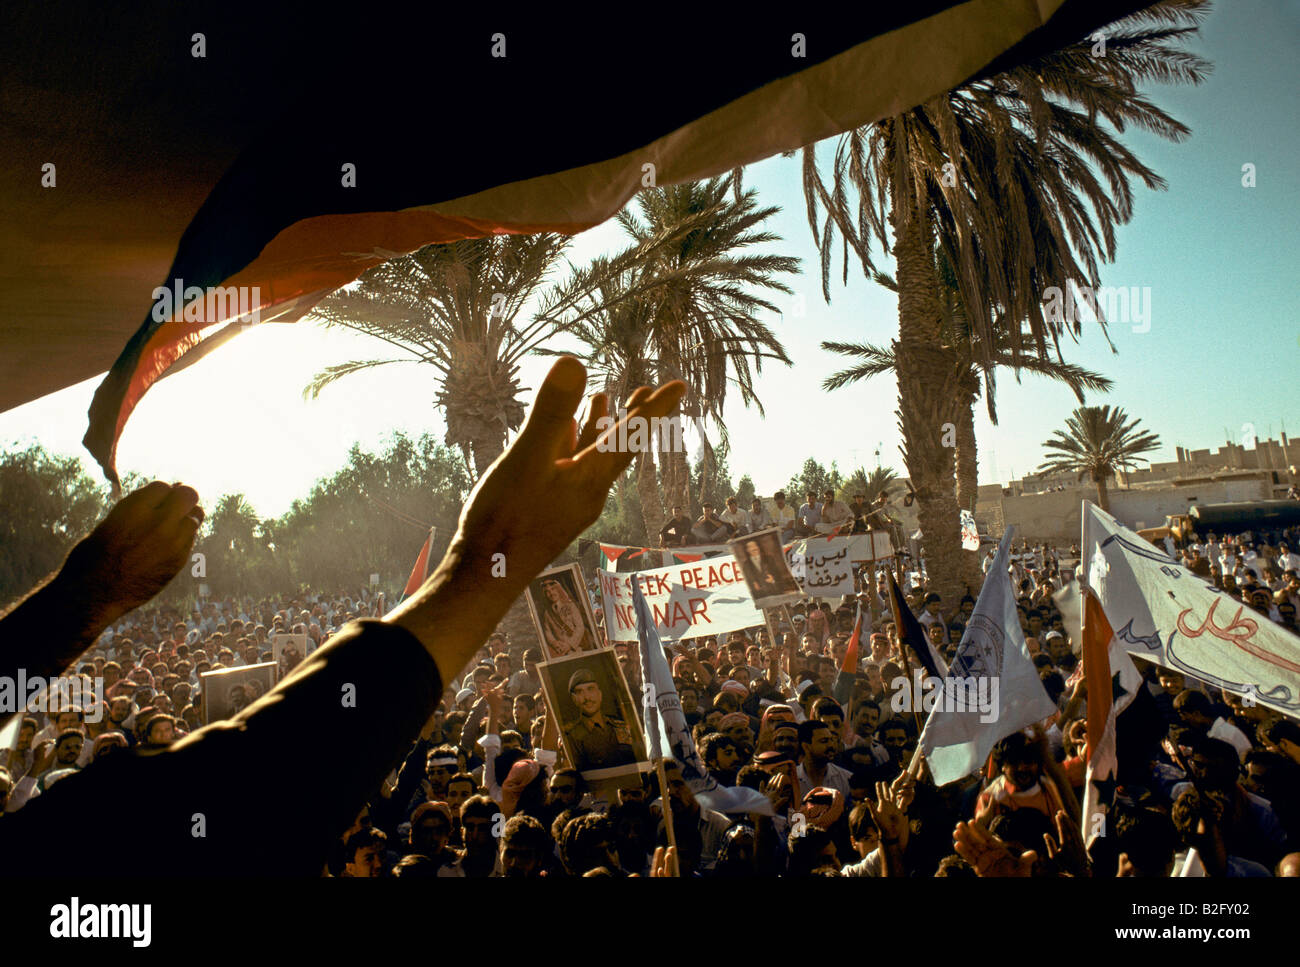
[919,526,1058,786]
[633,581,770,814]
[1083,502,1300,718]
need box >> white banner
[599,559,765,642]
[1084,502,1300,718]
[960,510,980,551]
[786,537,855,598]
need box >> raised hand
[953,818,1037,877]
[889,772,917,815]
[388,358,684,681]
[453,357,685,588]
[59,481,204,625]
[1042,808,1090,876]
[650,845,679,878]
[868,780,909,848]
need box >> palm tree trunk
[470,428,506,479]
[955,389,983,594]
[1095,472,1110,513]
[636,450,666,548]
[667,447,691,513]
[892,199,967,608]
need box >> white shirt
[796,761,854,801]
[720,508,748,534]
[1208,717,1252,762]
[1278,552,1300,573]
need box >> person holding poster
[537,650,648,782]
[731,528,802,610]
[526,564,601,659]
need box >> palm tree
[1038,405,1162,512]
[552,175,798,537]
[800,2,1208,604]
[839,465,899,506]
[616,175,798,511]
[823,253,1114,513]
[306,226,703,480]
[542,254,665,538]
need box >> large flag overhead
[1083,502,1300,719]
[633,581,769,815]
[920,527,1058,786]
[1080,588,1142,848]
[0,3,1157,486]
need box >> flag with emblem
[919,527,1058,786]
[633,580,770,815]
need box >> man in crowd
[659,505,694,548]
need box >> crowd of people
[321,521,1300,878]
[10,507,1298,878]
[658,489,895,546]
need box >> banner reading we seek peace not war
[599,559,764,643]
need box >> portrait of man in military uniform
[536,650,648,781]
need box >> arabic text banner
[1084,502,1300,719]
[786,537,855,598]
[599,559,765,643]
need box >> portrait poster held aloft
[525,563,603,660]
[535,648,649,784]
[730,527,802,610]
[271,633,309,675]
[199,662,278,725]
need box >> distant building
[973,432,1297,543]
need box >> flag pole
[898,642,924,738]
[654,757,679,875]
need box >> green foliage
[584,470,648,549]
[837,466,898,504]
[734,474,756,506]
[0,445,110,608]
[1038,405,1162,482]
[261,433,471,597]
[690,446,736,511]
[785,457,843,503]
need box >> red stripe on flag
[402,530,435,600]
[841,610,863,674]
[1083,589,1115,765]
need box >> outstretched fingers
[576,381,686,481]
[518,356,589,458]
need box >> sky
[2,4,1298,519]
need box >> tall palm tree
[616,175,798,511]
[800,1,1208,604]
[306,226,701,479]
[823,253,1114,512]
[541,255,665,538]
[552,175,798,536]
[1038,405,1162,512]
